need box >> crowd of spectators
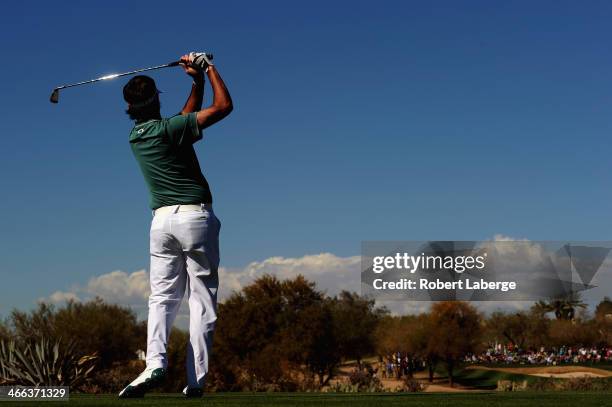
[464,344,612,365]
[377,345,612,379]
[379,352,422,379]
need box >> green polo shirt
[129,112,212,209]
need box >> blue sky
[1,1,612,315]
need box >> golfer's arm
[180,75,204,115]
[196,66,233,130]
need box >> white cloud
[46,291,80,303]
[219,253,361,300]
[41,253,362,327]
[44,269,150,309]
[41,240,612,327]
[85,270,150,306]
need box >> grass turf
[1,392,611,407]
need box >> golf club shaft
[50,53,213,103]
[55,61,181,90]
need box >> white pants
[146,203,220,388]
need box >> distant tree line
[376,296,611,385]
[0,276,609,392]
[0,276,386,392]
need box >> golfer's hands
[188,52,213,71]
[179,54,203,80]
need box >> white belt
[153,203,212,217]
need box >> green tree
[10,302,57,340]
[485,309,551,350]
[213,275,285,390]
[212,275,345,390]
[548,318,599,347]
[374,315,416,378]
[410,314,438,382]
[427,302,482,386]
[330,291,387,369]
[486,312,529,349]
[595,297,612,321]
[374,315,414,357]
[278,278,340,387]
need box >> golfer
[118,52,233,398]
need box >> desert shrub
[347,367,384,392]
[400,376,427,392]
[560,377,612,391]
[245,344,287,390]
[10,303,56,340]
[87,328,201,394]
[327,379,383,393]
[528,377,612,391]
[1,299,147,393]
[528,377,557,391]
[7,299,145,370]
[496,380,528,391]
[53,299,145,369]
[83,360,145,394]
[206,359,240,392]
[326,381,360,393]
[326,366,384,393]
[497,380,513,392]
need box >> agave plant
[0,337,97,387]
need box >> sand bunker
[466,365,612,378]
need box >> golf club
[49,53,213,103]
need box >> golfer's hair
[123,75,161,121]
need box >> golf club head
[50,89,60,104]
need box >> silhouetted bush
[528,376,612,391]
[84,360,145,393]
[8,299,145,369]
[210,275,386,391]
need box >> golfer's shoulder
[165,113,196,128]
[164,113,200,141]
[129,119,164,143]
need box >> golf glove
[190,52,213,71]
